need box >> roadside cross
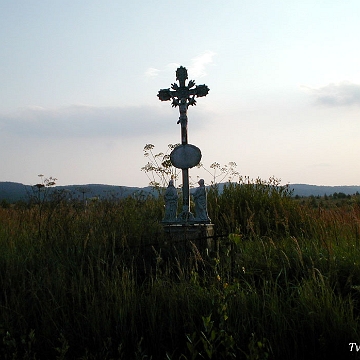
[158,66,209,222]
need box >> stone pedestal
[163,223,215,256]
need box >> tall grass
[1,182,360,359]
[207,177,303,238]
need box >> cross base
[163,223,215,254]
[161,209,211,226]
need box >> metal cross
[158,66,209,222]
[158,66,209,145]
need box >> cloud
[144,67,160,78]
[309,163,331,168]
[145,51,216,79]
[304,81,360,106]
[166,62,181,70]
[188,51,216,78]
[0,104,178,138]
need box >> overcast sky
[1,0,359,187]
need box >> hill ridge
[1,181,360,203]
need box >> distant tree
[338,192,347,199]
[0,199,10,208]
[76,186,91,205]
[309,196,317,208]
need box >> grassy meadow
[1,178,360,359]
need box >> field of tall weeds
[1,179,360,359]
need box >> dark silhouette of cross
[158,66,209,222]
[158,66,209,145]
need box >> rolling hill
[1,181,360,203]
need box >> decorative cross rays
[158,66,210,223]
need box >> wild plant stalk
[141,143,239,190]
[141,143,181,188]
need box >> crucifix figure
[158,66,210,223]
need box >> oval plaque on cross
[170,144,202,169]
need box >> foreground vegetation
[1,179,360,359]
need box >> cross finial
[176,66,188,87]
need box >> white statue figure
[163,179,178,222]
[193,179,211,223]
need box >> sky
[1,0,360,187]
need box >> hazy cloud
[0,104,178,138]
[144,67,160,78]
[145,51,216,79]
[305,81,360,106]
[188,51,216,78]
[309,162,331,168]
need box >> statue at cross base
[163,179,178,223]
[192,179,211,223]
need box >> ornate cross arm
[157,84,210,106]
